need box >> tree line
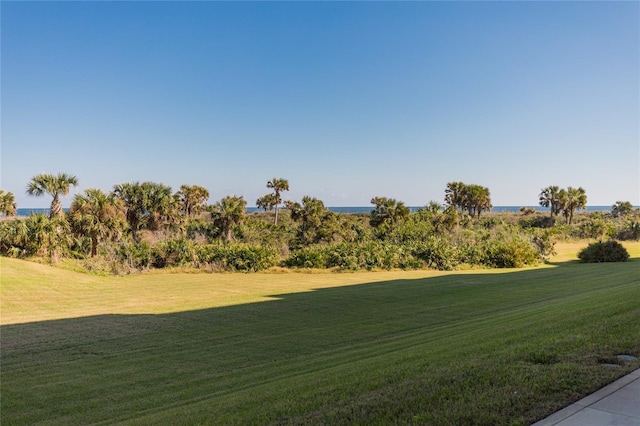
[0,173,637,273]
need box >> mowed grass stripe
[1,246,639,425]
[123,281,638,425]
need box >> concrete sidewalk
[532,368,640,426]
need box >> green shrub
[151,238,198,268]
[285,242,422,271]
[197,244,279,272]
[284,246,329,269]
[480,238,541,268]
[519,215,555,229]
[411,237,460,271]
[578,240,629,263]
[115,241,153,270]
[618,220,640,241]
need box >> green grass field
[1,243,639,425]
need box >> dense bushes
[578,241,629,263]
[197,244,279,272]
[284,242,421,271]
[3,208,636,273]
[113,240,280,272]
[284,234,543,271]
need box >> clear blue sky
[2,1,638,208]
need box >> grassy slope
[1,243,639,425]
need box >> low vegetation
[578,240,630,263]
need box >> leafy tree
[539,186,563,218]
[612,201,633,218]
[26,173,78,218]
[370,196,410,229]
[256,193,277,212]
[287,196,336,246]
[177,185,210,217]
[113,181,179,242]
[266,178,289,225]
[69,189,125,257]
[0,190,17,216]
[559,186,587,225]
[210,195,247,242]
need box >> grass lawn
[1,242,639,425]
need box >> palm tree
[444,182,466,212]
[24,214,71,261]
[113,181,179,242]
[0,219,29,256]
[145,182,179,231]
[612,201,633,218]
[177,184,210,217]
[70,189,125,257]
[256,193,277,212]
[210,195,246,242]
[288,196,333,246]
[539,186,562,218]
[445,182,491,218]
[0,190,17,217]
[113,182,146,242]
[266,178,289,225]
[561,186,587,225]
[26,173,78,218]
[464,184,492,218]
[370,196,410,228]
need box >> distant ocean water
[13,206,624,217]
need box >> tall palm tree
[0,190,17,217]
[266,178,289,225]
[539,186,562,218]
[70,189,125,257]
[561,186,587,225]
[26,173,78,218]
[210,195,247,242]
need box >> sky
[1,1,638,208]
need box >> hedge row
[115,239,279,272]
[285,236,543,271]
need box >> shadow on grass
[2,260,639,425]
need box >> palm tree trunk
[91,236,98,257]
[50,196,62,218]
